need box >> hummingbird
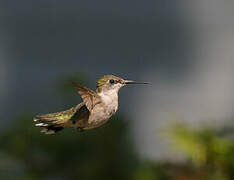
[34,75,149,134]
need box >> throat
[99,90,118,104]
[98,90,119,113]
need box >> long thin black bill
[124,80,150,85]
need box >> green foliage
[0,114,138,180]
[133,162,169,180]
[166,123,234,179]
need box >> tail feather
[33,108,75,134]
[34,116,65,134]
[34,103,85,134]
[40,126,64,135]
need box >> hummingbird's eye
[109,79,115,84]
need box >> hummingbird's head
[96,74,149,94]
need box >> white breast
[98,89,118,114]
[86,89,119,129]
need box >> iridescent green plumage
[97,75,109,88]
[97,75,123,88]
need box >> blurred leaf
[165,122,234,179]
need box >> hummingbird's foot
[77,127,84,132]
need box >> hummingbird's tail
[33,108,75,134]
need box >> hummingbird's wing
[72,81,101,111]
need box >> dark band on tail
[41,126,64,135]
[34,116,64,135]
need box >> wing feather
[72,81,100,111]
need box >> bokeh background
[1,0,234,179]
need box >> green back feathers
[55,114,73,120]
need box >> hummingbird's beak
[124,80,150,85]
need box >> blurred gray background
[0,0,234,161]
